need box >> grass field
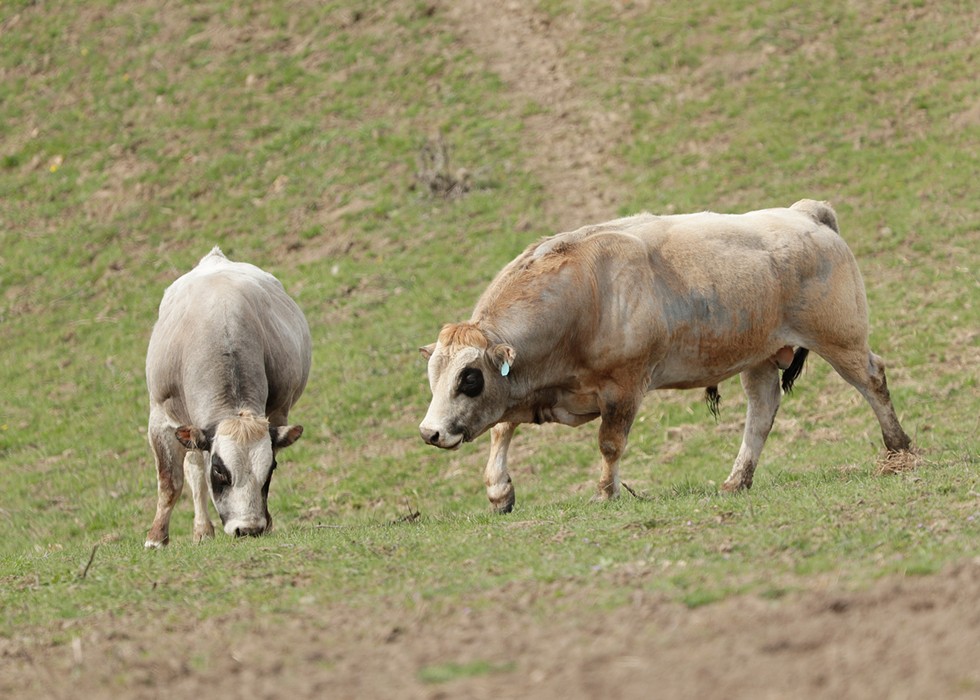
[1,0,978,696]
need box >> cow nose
[420,426,439,445]
[234,525,264,538]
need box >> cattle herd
[145,200,911,545]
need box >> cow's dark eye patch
[211,454,232,494]
[457,367,484,398]
[261,462,276,499]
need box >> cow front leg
[145,427,184,548]
[484,422,517,513]
[184,450,215,543]
[596,394,641,500]
[723,362,781,492]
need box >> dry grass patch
[874,448,923,476]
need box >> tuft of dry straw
[414,133,472,200]
[874,448,923,476]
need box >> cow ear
[419,343,436,360]
[490,344,516,376]
[271,425,303,449]
[175,426,211,451]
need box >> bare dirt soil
[5,559,980,699]
[4,3,979,699]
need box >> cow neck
[476,316,544,373]
[182,348,267,425]
[481,315,588,418]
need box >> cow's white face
[419,340,514,449]
[208,431,276,536]
[176,418,302,537]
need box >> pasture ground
[6,558,980,698]
[2,1,978,697]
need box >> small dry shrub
[414,133,472,199]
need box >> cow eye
[211,455,232,487]
[457,367,484,398]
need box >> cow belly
[654,373,742,391]
[649,338,787,390]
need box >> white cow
[145,247,311,547]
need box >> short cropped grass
[1,0,978,646]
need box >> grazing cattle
[145,247,311,547]
[419,200,911,512]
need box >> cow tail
[781,348,809,394]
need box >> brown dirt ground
[4,559,980,699]
[4,3,979,699]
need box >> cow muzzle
[234,525,265,538]
[419,425,463,450]
[223,516,268,538]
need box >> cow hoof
[193,521,215,543]
[144,537,168,549]
[720,479,751,493]
[589,490,620,504]
[593,479,621,501]
[487,481,515,514]
[489,493,515,514]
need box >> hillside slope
[1,1,978,697]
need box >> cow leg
[485,422,517,513]
[145,426,184,548]
[595,394,641,500]
[184,450,215,543]
[722,362,781,492]
[820,347,912,452]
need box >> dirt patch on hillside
[444,1,629,231]
[5,559,980,699]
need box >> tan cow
[419,200,911,512]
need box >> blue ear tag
[500,361,510,377]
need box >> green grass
[418,659,516,684]
[1,0,978,643]
[4,450,978,635]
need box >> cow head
[175,411,303,537]
[419,323,515,449]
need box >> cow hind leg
[819,346,912,453]
[184,450,216,543]
[722,362,781,492]
[485,422,517,513]
[145,428,184,548]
